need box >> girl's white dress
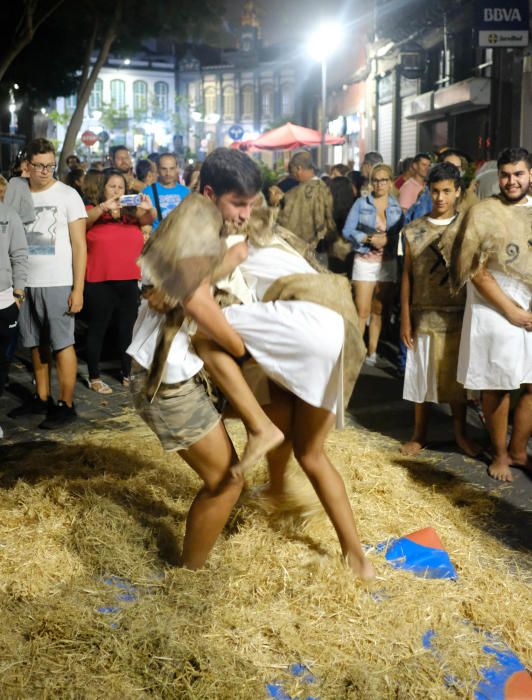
[222,239,344,415]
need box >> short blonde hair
[370,163,393,181]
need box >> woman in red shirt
[84,169,155,393]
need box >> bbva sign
[483,7,523,21]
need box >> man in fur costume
[276,150,336,256]
[128,150,283,569]
[400,163,480,458]
[129,149,374,580]
[451,147,532,482]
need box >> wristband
[234,350,251,367]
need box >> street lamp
[307,21,344,169]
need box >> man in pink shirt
[398,152,432,212]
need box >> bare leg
[194,337,284,472]
[450,400,482,457]
[262,382,294,498]
[292,399,375,581]
[482,389,512,482]
[55,345,77,406]
[508,384,532,469]
[368,288,384,357]
[33,346,51,401]
[353,280,376,340]
[179,420,244,569]
[400,402,429,455]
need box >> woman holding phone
[84,168,155,393]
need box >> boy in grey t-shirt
[8,138,87,429]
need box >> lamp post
[307,21,344,170]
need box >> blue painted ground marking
[475,644,528,700]
[266,664,320,699]
[377,538,457,579]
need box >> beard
[500,183,529,203]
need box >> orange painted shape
[405,527,444,551]
[505,670,532,700]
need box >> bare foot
[345,553,376,582]
[508,450,532,471]
[400,439,425,456]
[237,423,285,473]
[488,455,513,482]
[455,434,483,458]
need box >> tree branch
[78,16,99,97]
[0,0,65,82]
[58,0,123,173]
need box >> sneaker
[365,352,378,367]
[38,401,77,430]
[8,394,53,418]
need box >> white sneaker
[365,352,378,366]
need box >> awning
[405,78,491,120]
[233,122,344,151]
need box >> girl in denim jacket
[342,164,403,365]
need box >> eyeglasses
[371,178,390,185]
[29,162,56,173]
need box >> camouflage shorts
[129,363,221,452]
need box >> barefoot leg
[450,400,482,457]
[482,389,513,482]
[179,421,244,569]
[262,383,294,498]
[292,399,375,581]
[400,403,429,455]
[194,337,284,472]
[508,384,532,470]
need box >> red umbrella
[237,122,344,151]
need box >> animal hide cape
[404,215,466,404]
[277,178,336,245]
[138,193,225,399]
[450,195,532,293]
[139,193,225,305]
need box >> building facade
[55,54,176,156]
[53,2,303,162]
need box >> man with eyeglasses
[8,138,87,429]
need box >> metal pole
[321,58,327,170]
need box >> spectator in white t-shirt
[8,139,87,429]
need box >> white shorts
[351,256,397,283]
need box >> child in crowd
[400,162,480,457]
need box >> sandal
[88,378,113,394]
[121,376,130,388]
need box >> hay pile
[0,416,530,698]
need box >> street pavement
[1,347,530,555]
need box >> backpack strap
[151,183,163,222]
